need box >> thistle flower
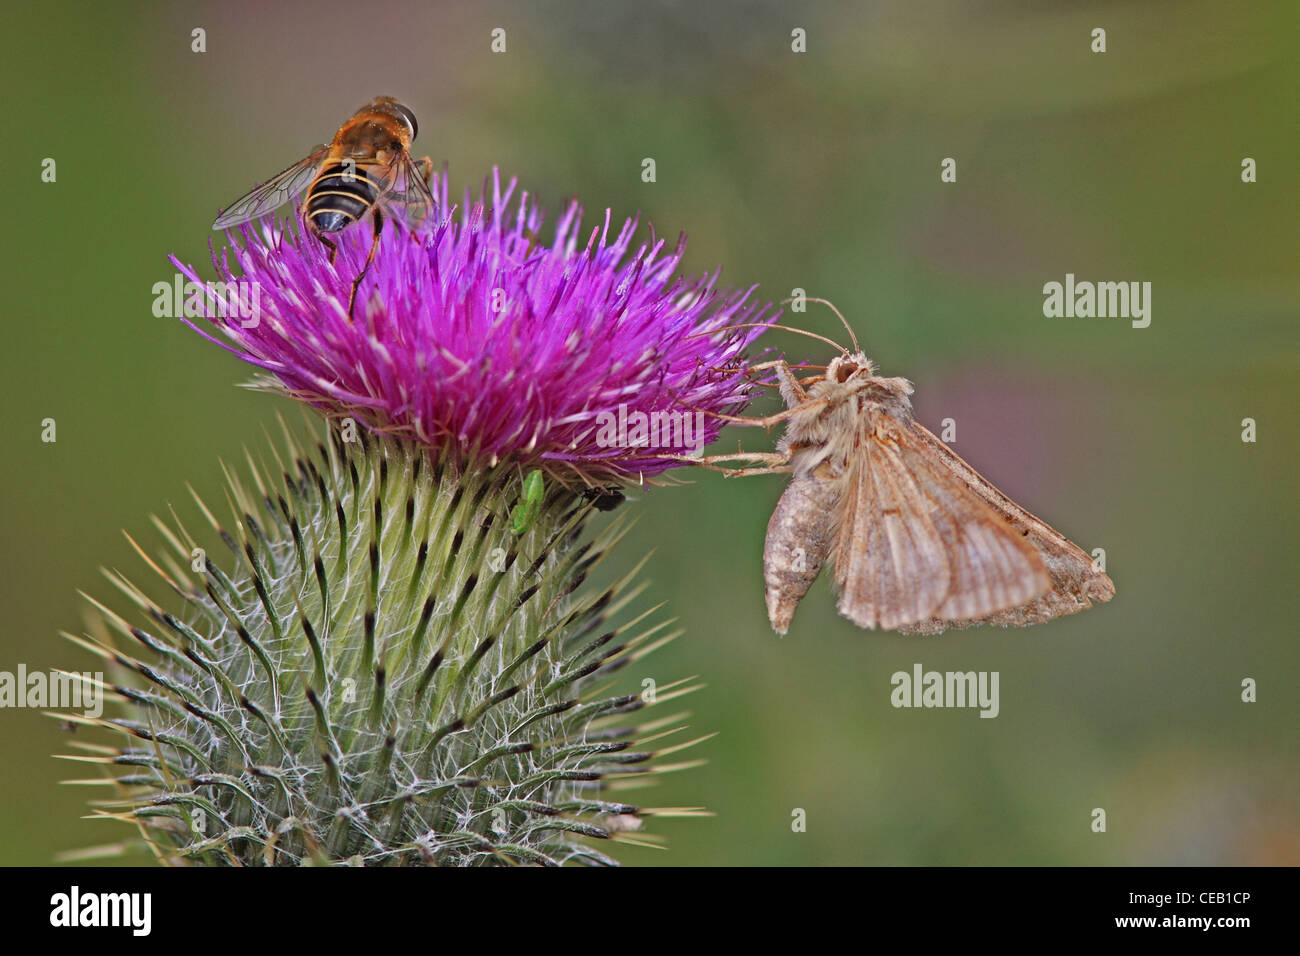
[59,170,774,865]
[174,169,771,484]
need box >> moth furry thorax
[779,353,916,481]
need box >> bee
[212,96,435,317]
[688,299,1115,635]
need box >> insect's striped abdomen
[305,161,380,234]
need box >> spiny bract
[59,423,707,865]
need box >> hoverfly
[212,96,435,318]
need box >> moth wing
[831,430,950,631]
[833,418,1050,631]
[895,424,1115,633]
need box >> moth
[694,301,1115,635]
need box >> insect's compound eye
[836,362,858,383]
[393,103,418,140]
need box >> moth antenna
[687,322,849,356]
[707,362,829,375]
[796,297,861,354]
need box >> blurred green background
[3,0,1296,865]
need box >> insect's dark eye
[837,363,858,382]
[393,103,418,140]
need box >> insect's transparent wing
[375,150,436,227]
[832,418,1050,631]
[212,146,330,230]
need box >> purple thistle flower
[173,169,774,484]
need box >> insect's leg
[772,360,808,407]
[720,464,793,478]
[415,156,433,188]
[738,359,796,376]
[686,461,794,478]
[661,450,790,468]
[688,399,829,429]
[413,157,435,226]
[347,209,384,321]
[707,358,806,408]
[317,234,338,266]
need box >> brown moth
[693,305,1115,635]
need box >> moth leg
[661,450,790,467]
[736,359,810,403]
[737,359,796,377]
[713,359,827,378]
[685,400,829,429]
[719,464,794,478]
[676,460,793,478]
[771,359,808,408]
